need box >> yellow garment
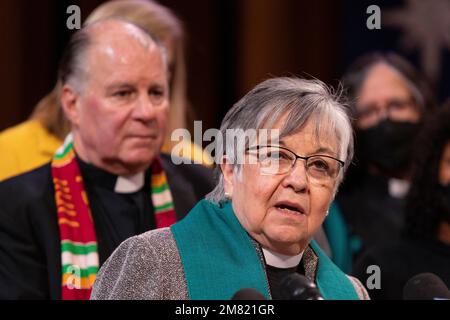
[0,120,62,181]
[161,140,214,166]
[0,120,213,181]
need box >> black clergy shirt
[266,263,306,300]
[77,158,156,264]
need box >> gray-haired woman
[91,77,369,300]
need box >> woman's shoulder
[91,227,187,299]
[0,120,41,141]
[0,120,61,150]
[105,227,179,268]
[346,275,371,300]
[0,120,62,180]
[135,226,175,245]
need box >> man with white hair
[0,19,213,299]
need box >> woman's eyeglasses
[246,145,344,184]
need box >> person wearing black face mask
[334,52,436,269]
[356,118,420,176]
[353,103,450,299]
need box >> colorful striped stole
[51,135,176,299]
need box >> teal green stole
[171,200,360,300]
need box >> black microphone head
[231,288,266,300]
[403,273,450,300]
[280,274,324,300]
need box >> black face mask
[356,119,420,173]
[438,184,450,224]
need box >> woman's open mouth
[274,201,306,215]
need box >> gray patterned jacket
[91,227,370,300]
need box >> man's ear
[220,156,234,196]
[60,84,81,127]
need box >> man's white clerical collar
[114,172,145,193]
[262,247,304,268]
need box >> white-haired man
[0,19,213,299]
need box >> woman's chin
[265,230,306,251]
[276,224,306,238]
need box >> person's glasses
[357,98,416,124]
[246,145,344,184]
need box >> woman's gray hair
[206,77,354,203]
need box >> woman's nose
[282,160,309,192]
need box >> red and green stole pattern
[51,136,176,299]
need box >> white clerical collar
[262,247,304,268]
[114,172,145,193]
[388,178,410,199]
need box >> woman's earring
[325,210,329,217]
[224,192,232,200]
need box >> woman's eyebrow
[311,147,336,155]
[278,142,337,156]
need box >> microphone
[231,288,267,300]
[403,273,450,300]
[280,274,324,300]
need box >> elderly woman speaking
[91,77,369,300]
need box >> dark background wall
[1,0,448,132]
[0,0,345,132]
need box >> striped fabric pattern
[151,157,177,228]
[51,134,176,299]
